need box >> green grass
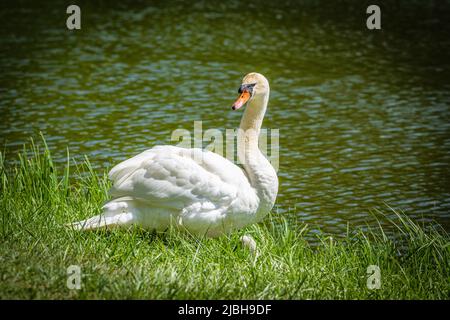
[1,137,449,299]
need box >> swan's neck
[237,91,278,217]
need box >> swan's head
[232,72,269,110]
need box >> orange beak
[232,91,251,110]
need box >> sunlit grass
[0,137,449,299]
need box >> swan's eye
[238,83,257,94]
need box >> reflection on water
[1,0,450,238]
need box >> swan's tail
[68,198,135,231]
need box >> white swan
[71,72,278,237]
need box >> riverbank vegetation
[1,139,449,299]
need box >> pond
[1,0,450,237]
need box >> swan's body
[71,73,278,237]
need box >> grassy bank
[0,139,449,299]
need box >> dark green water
[1,0,450,236]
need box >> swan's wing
[108,149,155,186]
[108,146,250,211]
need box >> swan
[70,72,278,238]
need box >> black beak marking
[238,83,256,94]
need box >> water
[1,0,450,236]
